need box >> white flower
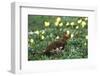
[70,22,74,26]
[56,17,61,22]
[66,22,69,26]
[81,21,86,28]
[67,30,70,35]
[41,35,45,40]
[76,26,79,29]
[59,22,63,27]
[77,19,82,23]
[86,35,88,39]
[34,30,39,35]
[44,21,50,27]
[71,34,74,38]
[30,39,34,43]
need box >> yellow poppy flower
[34,30,39,35]
[76,26,79,29]
[30,39,34,43]
[71,34,74,38]
[81,21,86,28]
[56,17,61,22]
[67,30,70,35]
[44,21,50,27]
[55,22,59,26]
[41,35,45,40]
[66,22,69,26]
[59,22,63,27]
[56,36,60,39]
[85,17,88,21]
[84,42,87,45]
[41,30,45,34]
[86,35,88,39]
[29,31,33,35]
[71,22,74,26]
[77,19,82,23]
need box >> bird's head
[63,32,71,40]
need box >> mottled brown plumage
[44,32,70,56]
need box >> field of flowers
[28,15,88,60]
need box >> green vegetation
[28,15,88,60]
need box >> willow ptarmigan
[33,32,70,56]
[44,32,70,56]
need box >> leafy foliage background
[28,15,88,60]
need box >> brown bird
[44,32,70,56]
